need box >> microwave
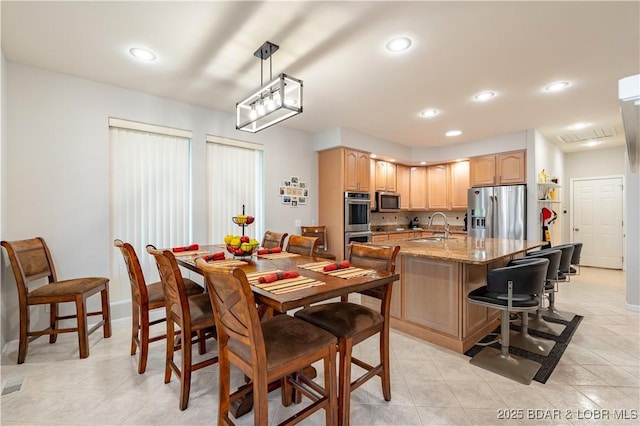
[374,191,401,212]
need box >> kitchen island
[367,236,545,353]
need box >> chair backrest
[524,249,562,282]
[301,226,328,251]
[114,239,149,304]
[553,244,575,274]
[146,246,191,324]
[1,237,57,301]
[286,235,319,256]
[347,243,400,300]
[261,231,288,249]
[570,242,583,265]
[487,258,549,296]
[196,261,265,369]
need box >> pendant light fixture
[236,41,303,133]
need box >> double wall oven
[344,191,372,255]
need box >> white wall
[1,50,7,351]
[1,62,319,344]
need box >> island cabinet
[469,150,526,187]
[396,164,410,209]
[344,148,370,192]
[374,160,397,192]
[409,166,427,210]
[362,236,544,353]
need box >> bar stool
[523,249,566,337]
[467,258,548,384]
[569,242,583,275]
[507,257,557,355]
[541,243,576,321]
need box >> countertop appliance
[409,217,420,229]
[373,191,401,212]
[467,185,526,240]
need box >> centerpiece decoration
[224,205,259,257]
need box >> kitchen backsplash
[371,211,465,228]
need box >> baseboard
[626,302,640,312]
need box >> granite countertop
[371,225,466,235]
[372,236,545,265]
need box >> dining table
[171,244,400,417]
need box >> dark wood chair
[196,259,338,426]
[261,231,288,249]
[146,246,218,410]
[1,237,111,364]
[113,239,204,374]
[294,243,400,426]
[301,225,336,260]
[285,234,319,257]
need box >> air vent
[557,128,616,143]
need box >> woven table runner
[245,270,324,294]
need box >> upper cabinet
[469,150,526,187]
[344,149,370,191]
[396,165,410,210]
[426,161,470,211]
[409,166,427,210]
[374,160,397,192]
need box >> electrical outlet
[295,219,301,227]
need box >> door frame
[569,175,625,270]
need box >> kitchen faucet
[428,212,450,239]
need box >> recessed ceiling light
[419,109,439,118]
[446,130,462,137]
[386,37,412,52]
[420,161,427,165]
[129,47,156,61]
[569,122,591,130]
[390,159,396,162]
[544,81,570,92]
[582,140,601,147]
[473,91,496,102]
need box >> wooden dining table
[172,245,400,417]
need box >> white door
[572,177,623,269]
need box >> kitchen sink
[413,236,457,243]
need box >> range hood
[619,74,640,172]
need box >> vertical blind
[109,122,192,300]
[206,136,264,245]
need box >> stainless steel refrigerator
[467,185,527,239]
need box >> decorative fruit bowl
[232,215,255,225]
[224,235,260,257]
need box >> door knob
[573,228,579,231]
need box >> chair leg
[18,306,29,364]
[509,310,555,356]
[380,326,391,401]
[542,289,576,322]
[101,286,112,338]
[179,327,191,411]
[339,337,354,426]
[131,301,140,356]
[325,344,338,426]
[165,318,174,384]
[49,303,58,343]
[218,352,232,425]
[252,365,269,426]
[197,329,206,355]
[76,297,90,359]
[138,305,150,374]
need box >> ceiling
[2,1,639,156]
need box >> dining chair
[146,246,218,410]
[196,259,338,426]
[1,237,111,364]
[261,231,288,249]
[285,234,319,257]
[301,225,336,259]
[294,242,400,426]
[113,239,204,374]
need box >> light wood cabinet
[427,165,448,210]
[409,166,427,210]
[449,161,470,210]
[469,150,525,187]
[344,149,370,191]
[396,165,410,210]
[372,234,389,242]
[374,160,397,192]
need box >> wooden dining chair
[294,243,400,426]
[113,239,204,374]
[285,234,319,256]
[1,237,111,364]
[301,225,336,260]
[195,259,338,426]
[261,230,288,249]
[146,246,218,410]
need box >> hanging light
[236,41,303,133]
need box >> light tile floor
[1,267,638,425]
